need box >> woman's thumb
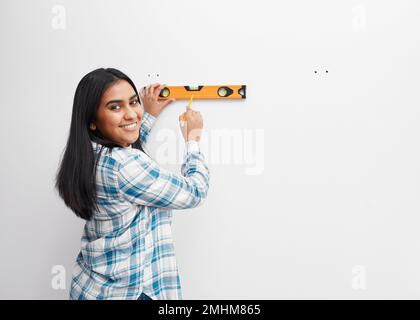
[179,114,186,127]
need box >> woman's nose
[124,105,137,119]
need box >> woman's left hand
[141,83,175,118]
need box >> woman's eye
[130,99,139,106]
[110,105,120,110]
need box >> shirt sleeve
[140,111,157,144]
[117,140,210,209]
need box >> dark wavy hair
[55,68,146,220]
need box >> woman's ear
[90,123,96,130]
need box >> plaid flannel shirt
[69,112,210,300]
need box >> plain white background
[0,0,419,299]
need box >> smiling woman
[56,68,147,221]
[55,68,210,300]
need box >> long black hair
[55,68,146,220]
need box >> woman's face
[91,80,143,147]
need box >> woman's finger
[151,83,160,91]
[179,114,187,127]
[149,83,161,98]
[162,98,175,108]
[153,84,165,98]
[147,83,158,96]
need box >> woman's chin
[125,135,139,146]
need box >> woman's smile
[119,121,139,131]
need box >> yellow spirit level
[158,85,246,100]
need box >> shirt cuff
[185,140,200,154]
[142,111,157,128]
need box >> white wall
[1,0,419,299]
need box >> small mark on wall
[314,70,329,74]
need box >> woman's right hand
[179,106,203,142]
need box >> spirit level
[158,85,246,100]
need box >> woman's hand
[141,83,175,118]
[179,106,203,142]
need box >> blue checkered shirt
[69,112,210,300]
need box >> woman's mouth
[119,122,138,131]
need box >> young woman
[55,68,210,300]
